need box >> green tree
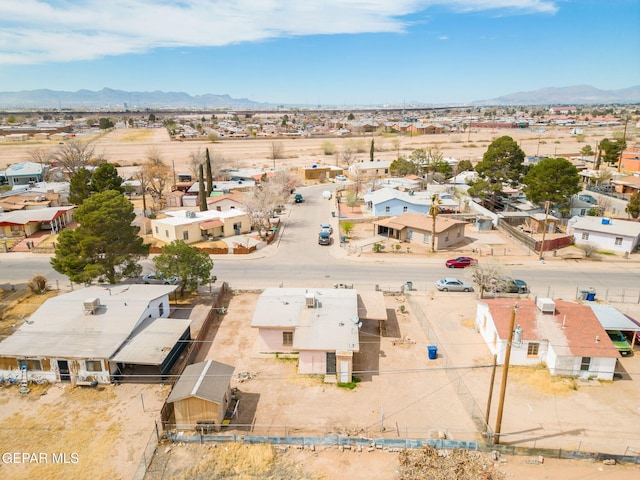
[153,240,214,297]
[599,138,626,165]
[370,139,375,162]
[346,191,360,212]
[205,148,213,195]
[456,159,473,172]
[198,164,208,211]
[626,192,640,219]
[347,113,355,121]
[522,157,581,206]
[341,220,354,237]
[69,167,93,205]
[469,136,525,201]
[580,145,594,156]
[99,117,114,129]
[431,159,453,178]
[389,157,419,176]
[51,190,148,284]
[90,163,123,194]
[148,113,156,122]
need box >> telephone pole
[538,200,551,260]
[493,303,518,444]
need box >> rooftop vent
[305,292,316,308]
[185,210,197,218]
[83,297,101,315]
[536,297,555,314]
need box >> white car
[435,278,474,292]
[335,174,347,181]
[320,223,333,234]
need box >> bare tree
[340,145,355,167]
[471,262,507,299]
[269,141,285,169]
[242,172,295,238]
[27,147,53,180]
[50,139,96,177]
[187,148,206,179]
[143,148,172,209]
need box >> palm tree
[428,194,441,253]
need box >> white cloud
[0,0,558,65]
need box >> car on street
[435,278,474,292]
[141,272,179,285]
[294,193,304,203]
[445,256,478,268]
[318,231,331,245]
[320,223,333,234]
[606,330,633,356]
[496,278,529,294]
[335,174,347,181]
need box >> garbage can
[331,211,336,217]
[586,289,596,301]
[427,346,438,360]
[406,281,413,291]
[579,290,588,300]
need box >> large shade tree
[468,136,525,201]
[153,240,215,297]
[522,157,581,212]
[626,192,640,219]
[51,190,148,284]
[90,163,124,194]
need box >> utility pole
[484,354,498,434]
[494,304,518,444]
[538,200,551,260]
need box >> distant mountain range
[0,85,638,110]
[476,84,640,106]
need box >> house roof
[110,317,191,365]
[364,187,459,209]
[0,206,75,226]
[167,360,235,404]
[206,190,249,206]
[199,218,224,229]
[251,288,360,352]
[374,213,467,234]
[480,299,619,359]
[0,285,177,359]
[5,162,44,177]
[570,216,640,237]
[357,292,387,321]
[153,208,247,227]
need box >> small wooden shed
[166,360,235,431]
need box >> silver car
[435,278,474,292]
[141,272,179,285]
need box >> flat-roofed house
[0,285,191,384]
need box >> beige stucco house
[372,213,468,250]
[150,209,251,244]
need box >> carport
[589,304,640,349]
[357,291,388,334]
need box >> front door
[326,352,336,375]
[57,360,70,382]
[339,361,349,383]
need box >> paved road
[1,182,639,301]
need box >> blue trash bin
[427,346,438,360]
[406,281,413,291]
[586,290,596,301]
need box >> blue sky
[0,1,638,105]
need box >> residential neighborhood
[1,106,640,479]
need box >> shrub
[28,275,47,294]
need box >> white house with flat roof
[0,285,191,384]
[251,288,363,382]
[151,209,251,244]
[568,216,640,254]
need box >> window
[155,226,159,234]
[444,232,449,242]
[581,232,589,240]
[580,357,591,371]
[165,230,169,237]
[183,231,189,241]
[18,359,42,371]
[403,206,408,213]
[527,343,539,356]
[216,206,222,211]
[85,360,103,372]
[385,206,391,213]
[282,331,293,346]
[457,228,461,238]
[159,302,164,316]
[615,237,622,246]
[423,233,430,244]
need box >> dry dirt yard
[0,124,618,174]
[146,290,640,480]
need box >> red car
[445,256,478,268]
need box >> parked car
[606,330,633,356]
[495,278,529,294]
[335,174,347,181]
[294,193,304,203]
[435,278,474,292]
[141,272,179,285]
[320,223,333,234]
[445,256,478,268]
[318,231,331,245]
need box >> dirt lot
[144,290,640,479]
[0,124,617,174]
